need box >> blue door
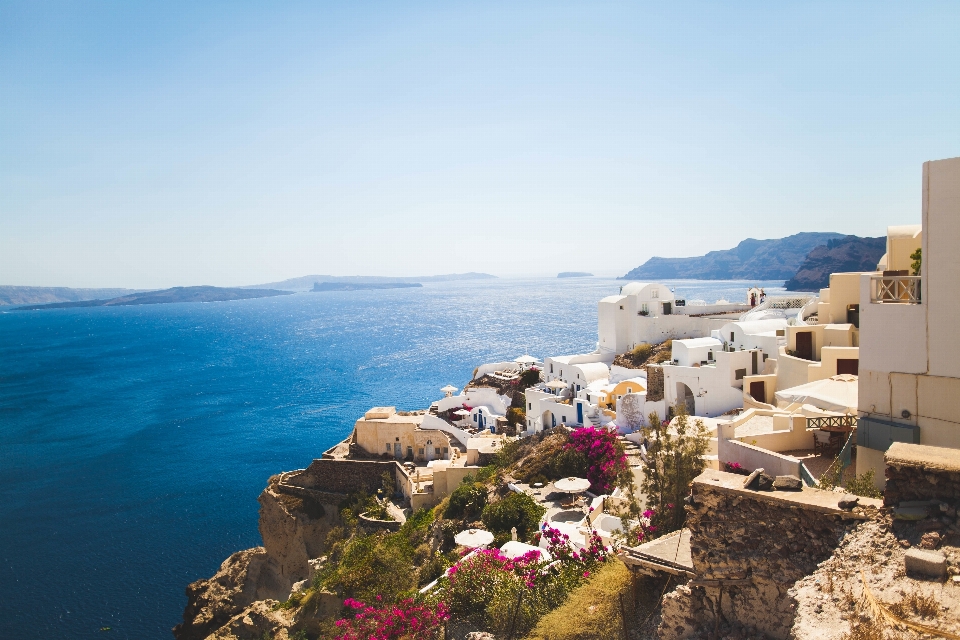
[577,403,583,425]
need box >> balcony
[870,274,921,304]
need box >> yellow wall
[742,374,777,405]
[817,273,865,326]
[886,225,922,273]
[355,417,452,463]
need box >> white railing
[870,275,921,304]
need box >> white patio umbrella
[499,540,552,562]
[774,375,858,414]
[554,477,592,494]
[440,385,459,396]
[545,379,568,390]
[514,355,538,364]
[453,409,471,417]
[454,528,495,548]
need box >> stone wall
[658,469,879,640]
[646,364,665,402]
[883,442,960,506]
[290,458,403,495]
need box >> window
[641,303,649,314]
[619,305,624,310]
[418,448,425,455]
[473,414,478,422]
[626,387,632,393]
[407,446,413,456]
[442,447,448,454]
[776,329,785,337]
[435,447,441,455]
[707,351,713,361]
[735,368,746,380]
[550,364,554,373]
[385,444,391,452]
[652,289,659,298]
[730,332,735,342]
[528,402,532,410]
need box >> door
[662,302,672,315]
[394,442,402,459]
[577,403,583,424]
[837,358,859,375]
[751,351,758,375]
[749,381,766,403]
[796,332,813,361]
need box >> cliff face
[783,236,886,291]
[621,232,844,281]
[174,475,339,640]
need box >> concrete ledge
[886,442,960,472]
[692,469,882,516]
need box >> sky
[1,1,958,288]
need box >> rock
[899,539,912,548]
[919,532,942,550]
[774,475,803,491]
[756,473,775,491]
[893,506,929,521]
[838,497,859,510]
[290,580,309,594]
[743,468,764,488]
[916,518,945,532]
[904,548,947,579]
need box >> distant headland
[557,272,593,278]
[246,272,496,292]
[13,286,292,310]
[311,282,422,292]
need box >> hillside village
[176,157,960,639]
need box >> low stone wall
[289,458,403,496]
[884,442,960,506]
[658,469,880,640]
[358,512,402,532]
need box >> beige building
[857,157,960,487]
[353,407,454,463]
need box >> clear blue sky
[2,1,958,288]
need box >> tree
[910,248,922,276]
[481,492,546,541]
[445,481,488,520]
[640,403,709,534]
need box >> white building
[857,157,960,487]
[598,282,736,355]
[661,345,762,418]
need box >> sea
[0,277,784,638]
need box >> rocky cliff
[174,473,341,640]
[783,235,886,291]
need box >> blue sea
[0,277,783,638]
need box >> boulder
[756,473,775,491]
[904,548,947,579]
[838,497,859,510]
[773,475,803,491]
[919,532,942,550]
[743,468,764,488]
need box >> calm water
[0,277,782,638]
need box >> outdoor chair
[813,429,834,456]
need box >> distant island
[620,232,845,281]
[14,286,292,310]
[557,272,593,278]
[246,272,496,292]
[0,286,148,307]
[784,235,886,291]
[311,282,422,292]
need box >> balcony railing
[870,274,921,304]
[807,415,857,432]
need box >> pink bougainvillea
[333,597,448,640]
[565,426,628,493]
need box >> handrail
[870,274,921,304]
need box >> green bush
[520,368,542,387]
[631,343,653,362]
[548,446,589,479]
[480,491,545,541]
[445,482,488,520]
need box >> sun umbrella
[453,409,471,417]
[554,477,591,494]
[514,355,538,364]
[440,385,459,396]
[774,375,858,414]
[499,540,552,562]
[545,379,568,390]
[454,528,495,548]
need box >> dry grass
[887,590,941,619]
[524,560,633,640]
[840,615,886,640]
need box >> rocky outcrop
[657,469,881,639]
[175,472,343,639]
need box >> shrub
[548,446,589,479]
[519,368,542,387]
[631,343,653,362]
[565,427,630,494]
[444,482,488,520]
[333,597,448,640]
[481,492,546,541]
[506,406,526,426]
[316,532,418,603]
